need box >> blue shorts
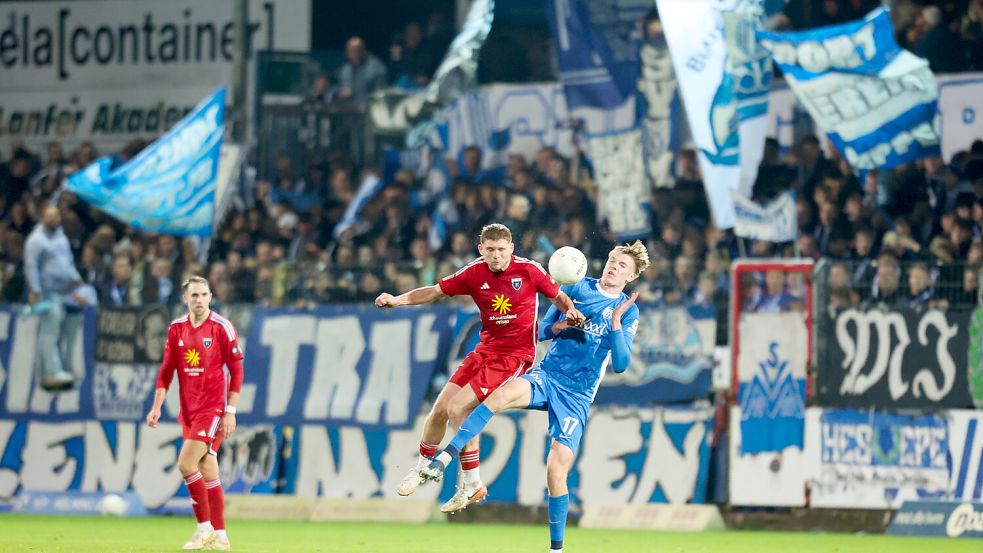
[522,369,590,455]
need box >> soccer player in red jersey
[375,223,583,512]
[146,276,243,551]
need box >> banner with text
[732,190,798,242]
[0,406,713,509]
[67,87,225,237]
[948,410,983,503]
[757,8,941,171]
[806,409,950,509]
[0,0,310,151]
[820,307,974,409]
[239,304,453,429]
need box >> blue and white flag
[737,311,807,454]
[732,190,798,242]
[657,0,774,229]
[547,0,648,110]
[757,8,941,170]
[66,88,225,237]
[332,173,384,239]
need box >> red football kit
[155,311,244,453]
[439,255,560,400]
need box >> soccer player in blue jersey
[420,241,649,553]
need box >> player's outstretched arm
[550,290,584,326]
[374,285,445,308]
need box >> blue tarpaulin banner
[66,87,225,237]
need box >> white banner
[730,311,809,506]
[588,129,651,240]
[947,410,983,503]
[0,0,310,151]
[805,409,950,509]
[938,75,983,162]
[728,406,807,506]
[732,191,798,242]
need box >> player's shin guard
[548,494,569,552]
[183,471,211,524]
[205,479,225,531]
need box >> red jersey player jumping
[375,223,583,513]
[146,276,243,551]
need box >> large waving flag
[656,0,775,229]
[67,88,225,237]
[547,0,647,110]
[757,8,941,170]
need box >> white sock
[550,549,563,553]
[462,467,481,487]
[416,454,431,467]
[197,522,214,532]
[215,530,228,540]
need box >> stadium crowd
[1,0,982,350]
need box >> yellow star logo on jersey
[184,348,201,367]
[491,294,512,315]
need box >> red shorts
[181,411,225,455]
[448,350,531,401]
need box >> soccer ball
[99,493,127,517]
[548,246,588,285]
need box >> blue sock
[548,494,568,550]
[445,403,495,458]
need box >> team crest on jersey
[203,338,213,349]
[511,277,522,290]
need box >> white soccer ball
[548,246,588,285]
[99,493,127,517]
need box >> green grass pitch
[0,514,978,553]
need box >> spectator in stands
[337,36,388,107]
[905,262,934,309]
[754,270,801,312]
[917,6,965,73]
[389,21,435,88]
[151,257,176,305]
[0,231,27,303]
[306,73,338,106]
[99,254,156,306]
[23,205,93,390]
[867,254,904,308]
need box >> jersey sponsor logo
[573,317,608,337]
[511,277,522,290]
[184,348,201,367]
[491,294,512,315]
[203,338,213,349]
[480,282,490,290]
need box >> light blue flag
[757,8,941,170]
[67,88,225,237]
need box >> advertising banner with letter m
[757,8,940,171]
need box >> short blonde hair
[182,275,210,293]
[612,240,650,277]
[479,223,512,243]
